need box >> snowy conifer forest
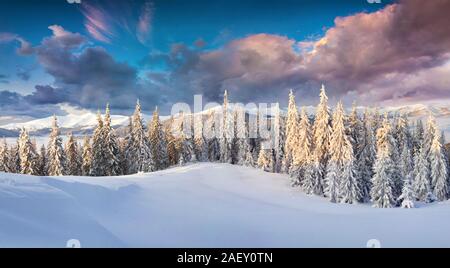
[1,86,449,209]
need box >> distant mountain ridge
[1,103,449,141]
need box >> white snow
[1,163,450,248]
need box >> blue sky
[1,0,449,117]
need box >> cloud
[138,0,450,107]
[30,25,163,111]
[81,3,115,43]
[137,1,153,45]
[0,32,34,55]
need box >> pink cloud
[137,1,153,45]
[81,3,114,43]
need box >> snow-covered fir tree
[399,176,415,208]
[220,90,234,164]
[204,111,220,162]
[430,132,448,201]
[36,144,47,176]
[348,103,362,156]
[272,103,285,173]
[165,116,179,166]
[149,107,170,169]
[355,109,376,202]
[0,139,10,173]
[103,104,122,176]
[47,116,66,176]
[18,128,39,175]
[282,90,298,174]
[193,113,208,162]
[127,100,154,173]
[312,85,331,196]
[257,143,275,172]
[413,142,433,202]
[291,108,312,187]
[8,143,20,173]
[81,136,92,176]
[371,116,396,208]
[90,111,107,176]
[65,132,81,176]
[413,119,424,156]
[176,112,195,165]
[325,102,359,204]
[423,116,437,158]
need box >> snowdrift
[1,163,450,248]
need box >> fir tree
[18,128,39,175]
[47,116,66,176]
[0,139,10,173]
[81,136,92,176]
[356,109,376,202]
[90,111,107,176]
[430,133,449,201]
[312,85,331,196]
[149,107,170,169]
[282,90,299,173]
[37,144,47,176]
[127,100,154,173]
[65,132,81,176]
[103,104,122,176]
[176,113,195,165]
[166,116,179,166]
[8,143,20,173]
[193,113,208,162]
[413,119,424,156]
[325,102,359,203]
[399,176,415,208]
[220,90,234,164]
[205,111,220,162]
[371,116,396,208]
[257,145,275,173]
[272,103,285,173]
[413,144,433,202]
[291,108,312,187]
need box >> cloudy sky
[0,0,449,117]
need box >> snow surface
[1,163,450,248]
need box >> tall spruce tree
[356,109,376,202]
[81,136,92,176]
[8,143,20,173]
[325,102,359,203]
[65,132,81,176]
[430,132,449,201]
[312,85,331,196]
[47,116,66,176]
[149,107,170,169]
[165,116,179,165]
[18,128,39,175]
[103,104,122,176]
[90,111,107,176]
[0,139,10,173]
[127,100,154,173]
[220,90,234,163]
[291,108,312,187]
[371,116,396,208]
[282,90,299,174]
[37,144,47,176]
[272,103,285,173]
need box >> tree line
[0,86,449,208]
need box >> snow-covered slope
[1,163,450,248]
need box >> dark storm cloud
[32,25,163,111]
[24,85,71,105]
